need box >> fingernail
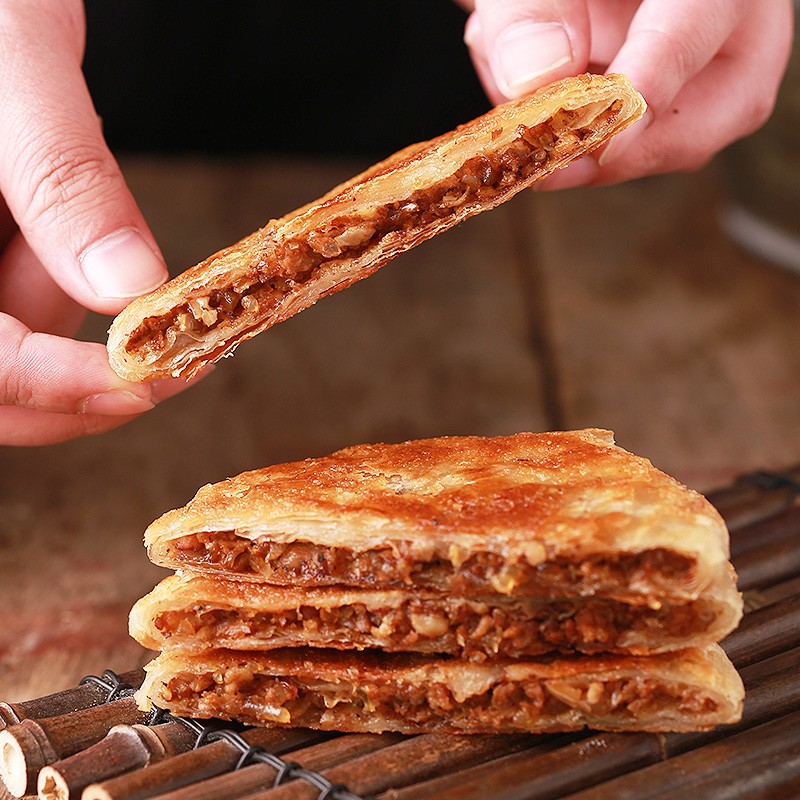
[599,108,652,166]
[80,389,154,415]
[494,22,573,98]
[79,228,168,300]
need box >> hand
[459,0,794,189]
[0,0,195,445]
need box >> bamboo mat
[1,467,799,800]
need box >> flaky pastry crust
[108,73,645,381]
[143,429,742,612]
[129,571,740,657]
[136,644,743,734]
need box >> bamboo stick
[722,593,800,667]
[81,728,322,800]
[740,574,800,616]
[241,733,536,800]
[742,776,800,800]
[708,467,800,531]
[728,506,800,559]
[151,733,402,800]
[730,529,800,591]
[36,720,195,800]
[723,493,799,533]
[375,732,660,800]
[757,574,800,605]
[709,490,786,531]
[0,699,146,798]
[0,672,144,733]
[563,709,800,799]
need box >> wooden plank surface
[0,153,798,702]
[519,168,800,488]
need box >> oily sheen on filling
[151,595,714,658]
[166,530,696,598]
[159,668,720,733]
[124,102,623,364]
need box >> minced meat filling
[161,668,717,731]
[169,530,695,597]
[126,102,622,358]
[152,596,712,657]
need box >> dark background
[82,1,490,158]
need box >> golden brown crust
[143,430,741,610]
[129,572,740,657]
[136,645,743,734]
[107,73,646,381]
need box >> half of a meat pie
[142,430,742,614]
[130,572,741,658]
[136,645,743,734]
[108,73,645,381]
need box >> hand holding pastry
[0,0,194,445]
[460,0,794,189]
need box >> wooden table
[1,153,799,701]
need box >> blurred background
[1,2,799,698]
[82,0,488,157]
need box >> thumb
[0,1,168,315]
[471,0,591,101]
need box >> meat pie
[136,645,743,734]
[142,430,742,615]
[107,73,645,381]
[131,429,743,734]
[130,572,739,658]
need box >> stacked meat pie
[131,430,744,734]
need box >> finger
[0,365,212,445]
[0,231,86,336]
[594,2,794,183]
[0,405,140,446]
[585,0,640,67]
[0,313,153,414]
[0,0,168,315]
[0,312,207,416]
[464,12,505,103]
[599,0,749,165]
[470,0,591,100]
[535,155,600,191]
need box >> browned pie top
[144,430,733,593]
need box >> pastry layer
[143,430,741,610]
[108,73,645,380]
[137,646,743,734]
[130,573,740,657]
[162,530,708,599]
